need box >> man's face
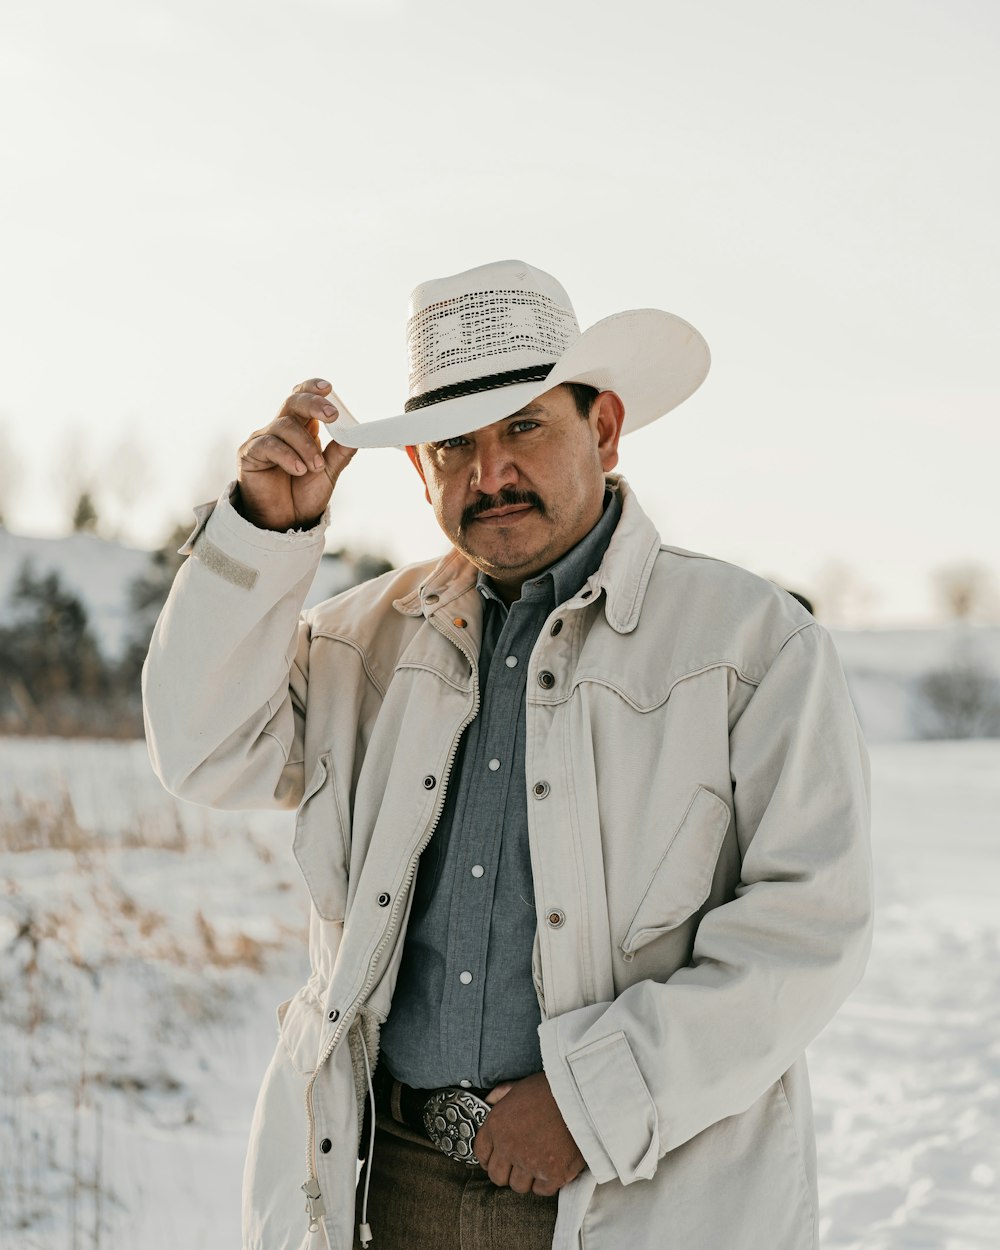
[406,385,625,600]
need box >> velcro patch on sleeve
[194,537,260,590]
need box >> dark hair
[563,382,600,418]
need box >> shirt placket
[440,586,545,1085]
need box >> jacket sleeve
[538,621,873,1185]
[142,484,328,811]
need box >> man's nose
[470,442,518,495]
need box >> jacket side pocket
[278,982,326,1077]
[292,751,350,922]
[621,784,731,959]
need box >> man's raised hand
[236,379,357,531]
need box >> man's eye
[511,420,538,434]
[437,436,468,450]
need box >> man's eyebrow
[509,403,546,418]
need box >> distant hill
[0,527,361,663]
[1,526,998,742]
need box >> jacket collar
[393,475,661,635]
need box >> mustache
[461,489,546,529]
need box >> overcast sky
[1,0,997,625]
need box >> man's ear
[405,445,432,505]
[592,391,626,472]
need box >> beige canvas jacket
[143,475,873,1250]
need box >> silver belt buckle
[422,1088,490,1165]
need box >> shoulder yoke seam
[309,631,386,698]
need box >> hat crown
[406,259,580,400]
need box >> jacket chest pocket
[621,785,732,960]
[293,751,350,922]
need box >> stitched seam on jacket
[548,661,761,712]
[777,1076,817,1248]
[393,660,473,694]
[309,633,386,698]
[777,620,816,652]
[621,786,708,939]
[260,728,291,765]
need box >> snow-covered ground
[1,737,998,1249]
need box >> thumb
[486,1082,514,1105]
[321,435,357,487]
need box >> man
[143,260,873,1250]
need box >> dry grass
[0,787,196,854]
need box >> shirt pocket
[293,750,350,922]
[620,784,732,960]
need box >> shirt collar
[476,484,623,611]
[394,475,663,635]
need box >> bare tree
[0,418,21,528]
[813,560,878,628]
[916,654,1000,738]
[100,430,151,541]
[191,434,239,505]
[931,561,1000,623]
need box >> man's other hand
[236,378,356,531]
[474,1072,586,1196]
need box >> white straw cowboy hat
[326,259,710,449]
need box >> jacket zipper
[300,614,481,1235]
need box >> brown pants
[353,1113,558,1250]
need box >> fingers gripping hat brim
[325,308,710,450]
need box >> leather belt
[373,1065,491,1165]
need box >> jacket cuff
[179,482,330,557]
[539,1007,660,1186]
[174,482,330,596]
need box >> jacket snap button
[377,892,391,907]
[538,671,555,689]
[328,1009,340,1022]
[423,775,436,789]
[550,619,563,636]
[320,1137,332,1153]
[547,910,566,928]
[453,617,467,628]
[532,781,550,799]
[424,592,439,604]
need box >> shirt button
[547,909,566,928]
[504,655,518,668]
[488,758,501,771]
[471,864,485,878]
[459,1079,472,1089]
[533,781,550,799]
[538,671,555,689]
[459,971,473,985]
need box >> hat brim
[325,309,710,450]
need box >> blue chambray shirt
[379,486,623,1090]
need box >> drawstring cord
[358,1033,377,1247]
